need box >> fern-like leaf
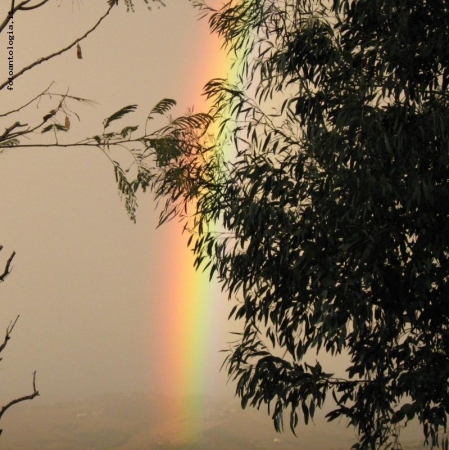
[170,112,213,130]
[114,163,138,222]
[103,105,137,129]
[0,138,19,148]
[41,124,69,133]
[147,98,177,120]
[120,125,139,138]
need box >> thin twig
[1,94,74,143]
[0,0,15,35]
[0,3,115,91]
[0,251,16,282]
[0,371,39,433]
[0,316,20,355]
[16,0,50,11]
[0,0,51,35]
[0,82,54,118]
[0,122,28,141]
[4,139,148,149]
[0,316,39,434]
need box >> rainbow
[148,10,234,442]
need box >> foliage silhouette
[145,1,449,449]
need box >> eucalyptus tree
[146,1,449,449]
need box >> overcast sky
[0,0,234,405]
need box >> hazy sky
[0,0,234,405]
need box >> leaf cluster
[87,99,215,223]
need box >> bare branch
[1,94,74,145]
[0,82,54,118]
[0,251,16,282]
[0,82,97,123]
[0,314,39,435]
[0,0,50,35]
[0,122,28,141]
[0,371,39,434]
[0,316,19,355]
[0,2,115,92]
[16,0,51,11]
[0,1,15,35]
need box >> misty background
[0,0,232,404]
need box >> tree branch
[0,95,72,145]
[0,0,51,35]
[0,2,115,91]
[0,252,39,434]
[0,371,39,434]
[0,316,19,356]
[0,250,16,282]
[16,0,51,11]
[0,82,54,118]
[0,1,15,35]
[0,122,28,141]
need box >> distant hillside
[0,392,425,450]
